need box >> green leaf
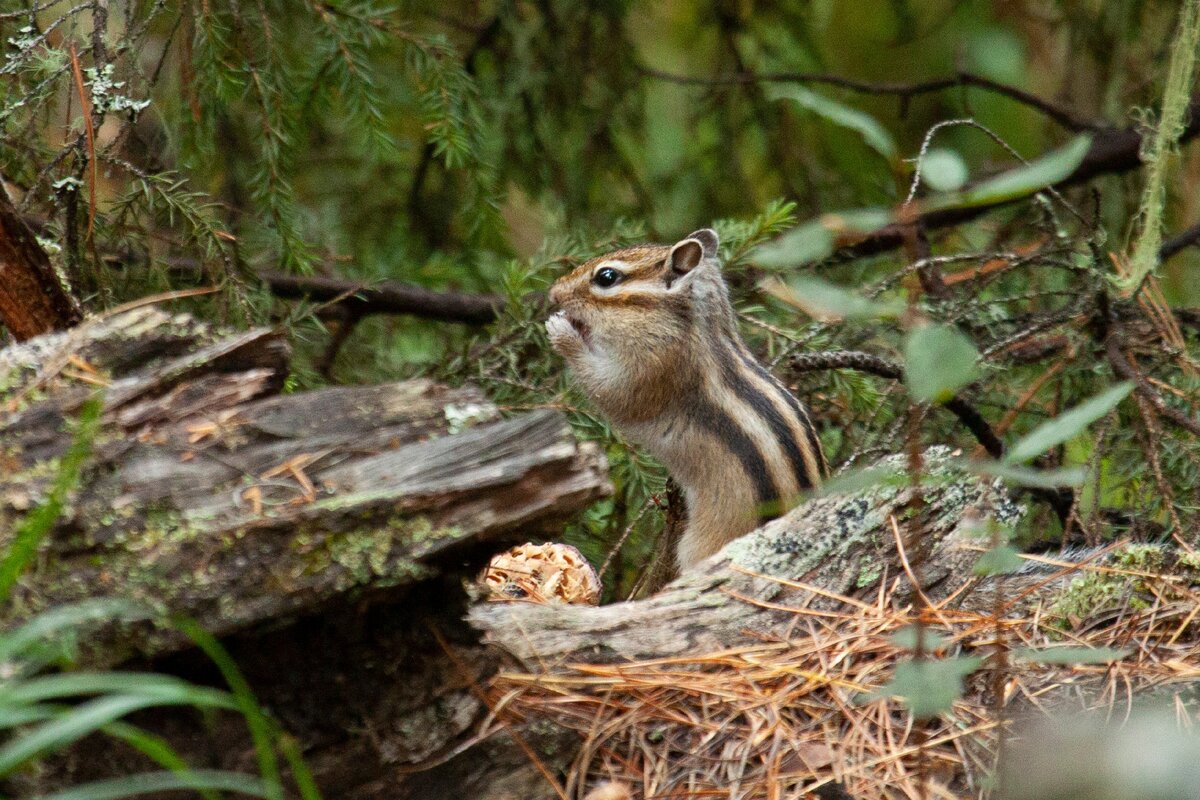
[924,135,1092,211]
[0,704,58,729]
[279,732,324,800]
[176,617,285,800]
[751,219,834,268]
[973,544,1024,576]
[874,656,983,719]
[1014,646,1129,665]
[35,769,273,800]
[966,460,1087,488]
[889,625,951,652]
[818,463,908,496]
[750,209,892,269]
[823,208,894,233]
[761,275,905,321]
[966,26,1027,83]
[1004,382,1134,464]
[903,324,980,403]
[920,148,969,192]
[102,722,224,800]
[0,600,144,667]
[768,85,897,163]
[0,672,237,710]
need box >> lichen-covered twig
[789,350,1005,459]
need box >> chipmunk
[546,229,826,571]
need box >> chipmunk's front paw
[546,311,587,356]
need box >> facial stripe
[733,346,826,483]
[691,393,777,521]
[590,292,670,309]
[621,262,667,282]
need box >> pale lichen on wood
[0,307,611,662]
[471,448,1023,665]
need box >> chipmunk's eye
[592,267,622,288]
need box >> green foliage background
[4,0,1200,595]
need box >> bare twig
[636,65,1095,131]
[260,271,504,324]
[831,102,1200,266]
[1159,221,1200,262]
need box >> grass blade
[0,393,104,603]
[174,618,286,800]
[0,695,158,774]
[34,769,272,800]
[0,672,237,710]
[0,600,144,666]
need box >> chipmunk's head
[544,229,725,421]
[546,229,721,358]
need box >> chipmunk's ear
[666,229,718,276]
[686,228,719,260]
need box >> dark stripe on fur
[718,346,816,492]
[690,393,776,520]
[733,346,826,484]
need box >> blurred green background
[4,0,1200,593]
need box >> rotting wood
[471,450,1023,665]
[0,307,611,662]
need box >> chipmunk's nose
[548,282,566,306]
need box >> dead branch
[789,350,1005,459]
[0,307,610,660]
[637,65,1094,131]
[840,109,1200,263]
[1105,333,1200,437]
[472,448,1022,664]
[1159,221,1200,262]
[261,271,504,324]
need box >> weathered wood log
[1,307,611,662]
[2,306,1057,800]
[471,454,1023,665]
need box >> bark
[0,190,82,340]
[1,306,610,799]
[1,307,610,662]
[471,452,1023,665]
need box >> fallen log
[1,306,610,660]
[1,305,614,799]
[13,307,1179,800]
[471,450,1022,664]
[468,460,1200,800]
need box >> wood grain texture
[471,451,1023,665]
[0,307,611,662]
